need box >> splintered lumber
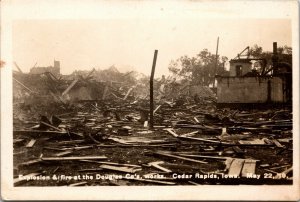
[273,167,293,179]
[13,139,25,144]
[25,139,36,148]
[272,139,284,148]
[98,161,141,168]
[127,177,175,185]
[282,167,293,175]
[99,164,141,173]
[41,156,107,161]
[43,147,69,151]
[224,158,234,171]
[241,159,257,177]
[232,146,244,155]
[78,168,103,172]
[50,91,67,105]
[14,130,69,137]
[178,136,226,144]
[277,138,292,143]
[80,160,141,168]
[62,79,78,96]
[19,159,43,166]
[54,150,73,157]
[154,152,208,164]
[40,121,62,132]
[13,78,35,93]
[228,159,245,176]
[123,87,133,100]
[177,154,230,160]
[68,181,88,186]
[153,105,161,114]
[164,128,178,137]
[14,172,41,186]
[181,131,198,137]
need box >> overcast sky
[12,4,292,76]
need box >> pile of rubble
[12,67,293,186]
[13,93,293,186]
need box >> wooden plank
[180,131,198,137]
[228,159,245,176]
[80,160,141,168]
[13,78,35,93]
[232,146,244,154]
[239,139,265,145]
[78,168,103,172]
[282,167,293,175]
[153,105,161,114]
[68,181,88,187]
[54,150,73,157]
[178,136,225,144]
[62,79,78,96]
[123,87,133,100]
[42,156,107,161]
[19,159,42,166]
[272,139,284,148]
[25,139,36,148]
[224,158,234,171]
[99,164,141,173]
[164,128,178,137]
[154,152,208,164]
[40,121,62,132]
[241,159,256,177]
[127,177,175,185]
[14,130,68,137]
[13,139,25,144]
[178,154,229,160]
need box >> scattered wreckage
[13,48,293,186]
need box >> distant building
[30,60,60,77]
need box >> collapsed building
[216,42,292,106]
[30,60,61,77]
[12,48,293,187]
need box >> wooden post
[150,50,158,129]
[213,37,219,88]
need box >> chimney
[272,42,278,74]
[54,60,60,75]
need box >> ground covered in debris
[13,97,293,186]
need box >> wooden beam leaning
[62,79,78,96]
[149,50,158,129]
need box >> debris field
[13,69,293,186]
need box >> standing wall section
[216,77,284,103]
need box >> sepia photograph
[1,0,299,200]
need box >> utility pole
[150,50,158,129]
[213,37,219,88]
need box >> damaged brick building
[216,42,292,105]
